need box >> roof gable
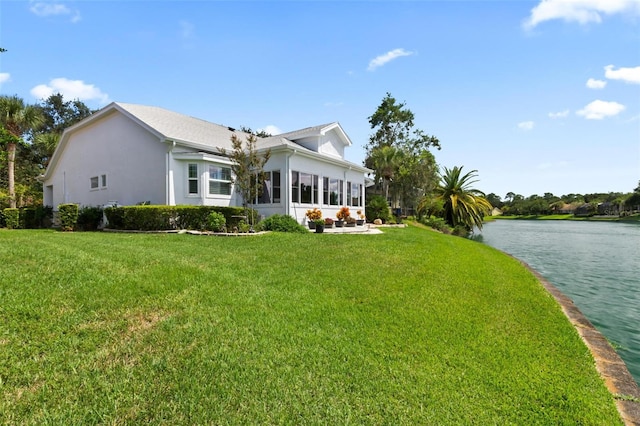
[276,122,352,147]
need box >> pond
[476,219,640,386]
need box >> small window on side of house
[101,174,107,188]
[90,176,99,190]
[188,163,199,195]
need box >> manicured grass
[0,227,622,424]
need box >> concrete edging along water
[514,257,640,425]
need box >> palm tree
[369,145,402,206]
[0,95,44,208]
[434,166,492,231]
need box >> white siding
[43,111,166,208]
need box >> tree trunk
[7,142,16,208]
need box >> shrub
[257,214,308,233]
[77,206,104,231]
[175,206,212,230]
[3,208,20,229]
[420,215,451,233]
[366,195,390,223]
[207,211,227,232]
[102,205,257,231]
[58,204,79,231]
[123,206,174,231]
[104,207,125,229]
[0,210,4,228]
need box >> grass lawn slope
[0,227,622,424]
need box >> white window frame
[208,164,232,196]
[187,163,199,196]
[90,176,99,191]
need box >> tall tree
[365,93,441,212]
[433,166,492,231]
[367,92,441,153]
[368,145,402,204]
[0,95,44,208]
[220,134,271,228]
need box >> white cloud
[367,48,414,71]
[30,78,109,104]
[30,2,81,23]
[576,100,625,119]
[586,78,607,89]
[604,64,640,84]
[0,73,10,84]
[259,125,282,136]
[548,109,570,119]
[518,121,535,131]
[523,0,640,30]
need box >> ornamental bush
[58,204,79,231]
[366,195,390,223]
[3,208,20,229]
[257,214,308,233]
[207,211,226,232]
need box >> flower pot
[346,222,356,227]
[308,221,316,229]
[335,220,344,228]
[315,224,325,233]
[356,219,365,226]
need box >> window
[329,178,340,205]
[208,165,232,195]
[188,163,198,195]
[351,182,360,206]
[291,171,299,203]
[347,181,352,206]
[323,177,329,204]
[258,170,281,204]
[101,174,107,188]
[292,171,319,204]
[90,176,99,190]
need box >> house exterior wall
[43,111,166,208]
[285,152,366,224]
[293,129,345,159]
[169,151,241,207]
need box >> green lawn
[0,227,622,424]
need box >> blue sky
[1,0,639,199]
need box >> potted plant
[305,208,322,229]
[314,218,325,233]
[335,206,350,227]
[324,218,334,228]
[356,210,365,226]
[346,217,357,227]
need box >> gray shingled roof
[115,102,252,151]
[274,123,336,139]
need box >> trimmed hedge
[59,204,79,231]
[103,205,256,231]
[77,206,104,231]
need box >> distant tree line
[486,185,640,216]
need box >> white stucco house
[41,102,371,224]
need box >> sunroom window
[208,165,232,195]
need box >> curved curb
[516,258,640,425]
